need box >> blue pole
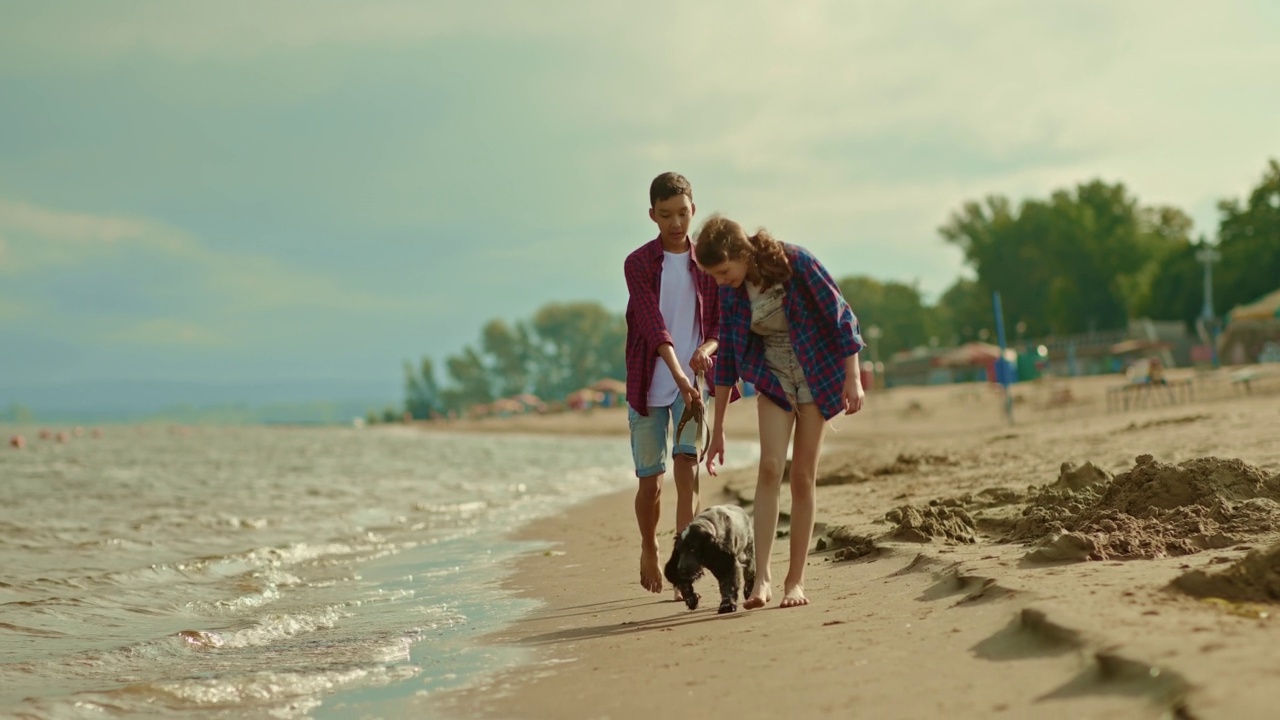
[993,291,1014,424]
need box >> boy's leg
[744,395,796,609]
[781,402,827,608]
[636,475,663,593]
[671,456,698,543]
[670,394,701,601]
[629,405,669,594]
[670,393,701,538]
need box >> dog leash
[675,371,712,466]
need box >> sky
[2,0,1278,405]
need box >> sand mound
[1097,455,1278,514]
[1126,414,1211,431]
[1051,461,1112,492]
[814,525,879,561]
[873,453,959,476]
[885,504,976,544]
[815,463,871,487]
[1011,455,1280,561]
[1172,542,1280,603]
[938,487,1026,510]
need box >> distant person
[697,214,865,609]
[1147,357,1168,386]
[624,172,723,597]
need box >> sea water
[0,423,754,718]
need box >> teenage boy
[623,171,721,596]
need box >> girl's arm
[795,247,864,359]
[705,383,735,475]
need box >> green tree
[939,180,1188,336]
[1122,206,1195,317]
[5,402,34,423]
[934,277,994,344]
[440,346,492,412]
[938,195,1052,336]
[430,301,626,415]
[1215,159,1280,313]
[837,276,934,357]
[1137,237,1209,326]
[529,302,625,399]
[480,319,537,397]
[404,357,442,420]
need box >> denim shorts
[628,394,701,478]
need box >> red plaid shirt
[624,237,723,415]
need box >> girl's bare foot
[780,583,809,608]
[743,584,772,609]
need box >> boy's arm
[657,344,697,405]
[626,251,696,402]
[624,253,674,352]
[693,273,720,369]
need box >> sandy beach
[407,368,1280,719]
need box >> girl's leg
[743,395,795,609]
[781,402,827,608]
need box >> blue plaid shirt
[713,244,864,420]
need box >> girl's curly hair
[694,214,791,289]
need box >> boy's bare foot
[673,588,684,602]
[780,583,809,608]
[640,548,663,593]
[743,585,772,609]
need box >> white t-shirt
[647,250,703,407]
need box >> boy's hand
[676,374,702,411]
[689,347,712,374]
[842,376,866,415]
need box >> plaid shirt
[713,244,865,420]
[624,237,723,415]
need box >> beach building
[1218,287,1280,365]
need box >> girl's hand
[689,347,712,374]
[842,377,866,415]
[705,430,726,476]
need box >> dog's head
[664,520,719,586]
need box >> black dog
[663,504,755,614]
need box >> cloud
[0,0,607,67]
[110,318,229,348]
[0,199,179,272]
[1,0,1277,387]
[0,197,403,349]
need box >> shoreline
[391,373,1276,718]
[409,395,764,442]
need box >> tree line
[403,159,1280,418]
[402,303,626,419]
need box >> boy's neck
[660,235,690,253]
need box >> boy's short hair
[649,172,693,207]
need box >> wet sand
[414,368,1280,719]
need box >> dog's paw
[718,601,737,614]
